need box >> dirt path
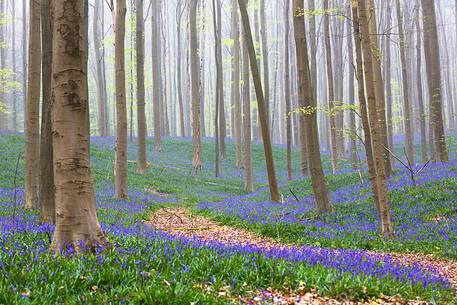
[145,207,454,304]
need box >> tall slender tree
[421,0,448,162]
[152,0,162,150]
[357,0,393,235]
[39,0,55,223]
[395,0,414,164]
[415,3,427,163]
[114,0,128,199]
[241,0,253,193]
[94,0,107,136]
[284,0,292,180]
[50,0,106,252]
[190,0,202,175]
[293,0,333,213]
[176,0,186,137]
[24,0,41,210]
[136,0,147,174]
[231,0,242,168]
[238,0,279,202]
[323,0,338,173]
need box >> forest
[1,0,457,304]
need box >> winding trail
[146,207,453,305]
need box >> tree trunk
[395,0,414,164]
[293,0,333,213]
[231,0,242,169]
[415,3,427,163]
[152,0,162,150]
[22,0,27,131]
[241,0,253,193]
[39,0,55,223]
[136,0,147,174]
[24,0,41,210]
[259,0,269,118]
[50,0,106,252]
[323,0,338,173]
[367,0,392,176]
[94,0,107,136]
[384,0,394,166]
[421,0,448,162]
[352,0,379,215]
[114,0,128,199]
[238,0,279,202]
[11,0,17,131]
[176,0,185,137]
[190,0,202,174]
[346,3,358,169]
[284,0,292,180]
[212,0,221,177]
[357,0,393,235]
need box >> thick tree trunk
[114,0,128,199]
[421,0,448,162]
[190,0,202,174]
[395,0,414,164]
[50,0,106,252]
[39,0,55,223]
[293,0,333,213]
[238,0,279,202]
[357,0,393,235]
[94,0,107,136]
[136,0,147,174]
[24,0,41,210]
[152,0,162,150]
[241,1,253,193]
[284,0,292,180]
[323,0,338,174]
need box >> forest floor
[1,133,457,304]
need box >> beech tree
[94,0,107,136]
[50,0,106,251]
[136,0,147,174]
[293,0,333,213]
[238,0,279,202]
[396,0,414,164]
[190,0,202,175]
[24,0,41,210]
[39,0,55,223]
[113,0,128,199]
[152,0,162,151]
[421,0,448,163]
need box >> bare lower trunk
[50,0,106,252]
[241,0,253,193]
[136,0,147,174]
[239,0,279,202]
[357,0,393,235]
[190,0,202,174]
[367,0,392,176]
[415,5,427,163]
[94,0,107,136]
[152,0,162,150]
[24,0,41,210]
[323,0,338,174]
[114,0,128,199]
[284,0,292,180]
[231,0,242,168]
[396,0,414,164]
[421,0,447,162]
[39,0,55,223]
[293,0,333,213]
